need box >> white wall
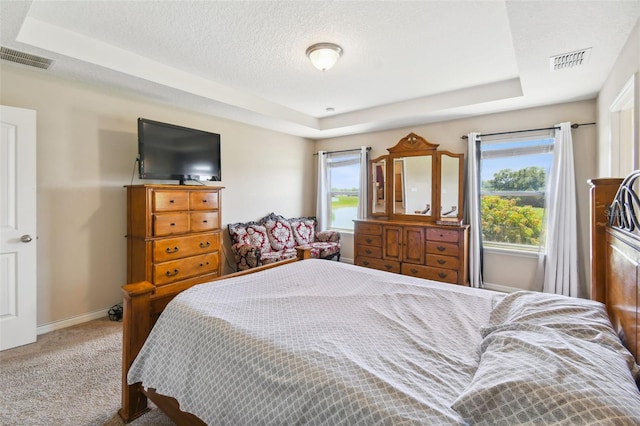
[0,63,315,328]
[315,100,597,296]
[597,19,640,177]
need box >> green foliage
[485,167,546,191]
[481,195,542,245]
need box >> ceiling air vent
[549,48,591,71]
[0,46,53,70]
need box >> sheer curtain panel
[542,122,578,296]
[357,146,369,220]
[465,132,483,288]
[316,151,329,231]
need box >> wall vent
[0,46,53,70]
[549,48,591,71]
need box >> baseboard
[339,257,354,264]
[37,307,112,335]
[482,282,522,293]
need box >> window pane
[328,159,359,230]
[480,137,553,250]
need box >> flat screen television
[138,118,221,184]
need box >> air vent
[0,46,53,70]
[549,48,591,71]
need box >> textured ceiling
[1,1,639,139]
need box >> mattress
[128,259,640,425]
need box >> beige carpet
[0,317,174,425]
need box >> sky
[481,138,554,183]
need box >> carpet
[0,317,174,425]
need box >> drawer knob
[202,199,208,203]
[166,246,179,254]
[437,246,445,252]
[438,272,447,278]
[385,264,392,270]
[363,261,370,266]
[166,269,179,277]
[365,249,372,254]
[169,200,174,203]
[170,223,176,227]
[410,268,418,274]
[203,220,208,223]
[200,241,211,248]
[366,238,373,244]
[437,259,446,265]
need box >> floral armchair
[228,213,341,271]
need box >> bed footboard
[118,247,312,423]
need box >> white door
[0,105,37,351]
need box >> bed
[118,174,640,425]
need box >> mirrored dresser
[354,133,469,285]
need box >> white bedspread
[128,259,501,425]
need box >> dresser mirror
[439,152,464,221]
[369,132,464,222]
[370,157,387,216]
[392,155,433,216]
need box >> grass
[332,195,359,208]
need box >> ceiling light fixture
[306,43,343,71]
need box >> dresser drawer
[401,263,458,284]
[357,245,382,259]
[154,213,189,236]
[427,254,460,269]
[153,232,219,262]
[190,211,219,232]
[426,228,459,243]
[426,241,459,257]
[356,234,382,247]
[154,252,219,286]
[356,256,400,273]
[355,223,382,235]
[189,191,218,210]
[426,253,459,270]
[153,191,189,212]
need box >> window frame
[326,151,362,232]
[479,133,554,253]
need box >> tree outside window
[480,138,554,251]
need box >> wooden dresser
[126,184,223,287]
[354,219,469,285]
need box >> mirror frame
[368,132,465,223]
[388,133,439,222]
[437,151,464,222]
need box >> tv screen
[138,118,221,184]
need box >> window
[480,135,554,252]
[326,151,361,231]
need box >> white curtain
[542,122,578,296]
[465,132,483,288]
[357,146,369,220]
[316,151,329,231]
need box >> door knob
[21,235,33,243]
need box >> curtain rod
[313,147,371,156]
[460,122,596,140]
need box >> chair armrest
[316,230,341,243]
[231,243,262,271]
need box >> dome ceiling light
[306,43,343,71]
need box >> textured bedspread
[128,259,501,425]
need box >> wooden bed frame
[118,176,640,424]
